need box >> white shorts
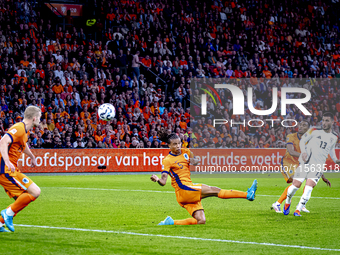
[294,163,324,184]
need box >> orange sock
[9,193,36,214]
[174,218,198,225]
[278,184,292,204]
[0,217,4,224]
[218,189,247,199]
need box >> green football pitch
[1,173,340,255]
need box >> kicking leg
[201,180,257,201]
[201,185,247,199]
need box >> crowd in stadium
[0,0,340,149]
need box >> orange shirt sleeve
[161,157,171,173]
[286,134,295,145]
[7,124,25,143]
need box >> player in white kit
[283,112,340,216]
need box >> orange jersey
[162,148,193,191]
[1,122,28,171]
[282,132,302,167]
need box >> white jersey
[299,127,338,166]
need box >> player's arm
[151,172,168,186]
[151,159,170,186]
[321,173,331,187]
[299,128,316,162]
[320,138,338,188]
[23,143,37,167]
[190,151,199,165]
[329,139,340,165]
[286,144,300,158]
[0,134,15,172]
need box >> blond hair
[24,106,41,120]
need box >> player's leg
[283,178,303,215]
[0,195,16,232]
[294,175,319,217]
[201,185,246,199]
[1,173,40,232]
[300,185,310,213]
[272,184,292,213]
[6,182,41,215]
[273,164,295,212]
[0,174,20,232]
[192,210,205,224]
[158,203,204,226]
[201,180,257,201]
[170,209,206,225]
[278,183,292,204]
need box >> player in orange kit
[271,120,331,213]
[150,128,258,225]
[0,106,42,232]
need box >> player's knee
[30,186,41,198]
[306,179,316,188]
[210,186,221,195]
[293,180,302,188]
[197,219,206,224]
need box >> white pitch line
[42,187,340,200]
[13,224,340,252]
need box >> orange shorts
[176,184,204,216]
[0,170,33,199]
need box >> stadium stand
[0,0,339,149]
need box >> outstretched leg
[201,179,257,201]
[201,185,247,199]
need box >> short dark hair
[158,128,179,144]
[323,112,334,119]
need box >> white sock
[6,207,15,217]
[296,185,313,212]
[0,222,3,228]
[286,185,299,204]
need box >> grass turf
[0,172,339,254]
